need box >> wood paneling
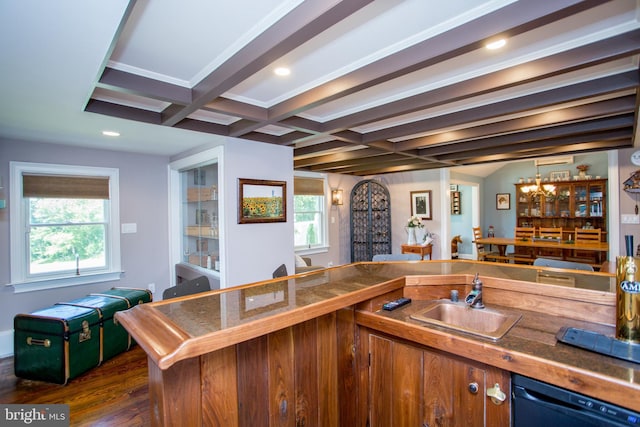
[201,346,239,426]
[317,312,339,427]
[148,355,201,427]
[142,309,359,426]
[268,328,295,427]
[293,320,318,427]
[336,307,359,426]
[237,336,270,426]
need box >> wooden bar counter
[116,261,640,426]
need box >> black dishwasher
[512,374,640,426]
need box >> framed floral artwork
[238,178,286,223]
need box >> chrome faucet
[465,273,485,309]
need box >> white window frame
[294,171,329,254]
[8,162,121,293]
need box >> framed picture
[410,190,432,220]
[549,170,570,182]
[238,178,286,224]
[496,193,510,210]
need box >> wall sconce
[331,189,343,206]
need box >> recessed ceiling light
[486,39,506,50]
[274,67,290,76]
[102,130,120,137]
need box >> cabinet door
[181,163,220,271]
[556,184,571,220]
[588,182,605,218]
[368,333,511,427]
[369,334,423,427]
[516,185,530,218]
[424,348,510,427]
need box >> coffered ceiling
[2,1,640,176]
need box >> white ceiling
[1,0,638,176]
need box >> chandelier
[521,167,555,198]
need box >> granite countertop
[144,261,613,339]
[354,269,640,412]
[116,260,629,407]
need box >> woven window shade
[294,177,324,196]
[23,174,110,199]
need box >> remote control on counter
[382,297,412,311]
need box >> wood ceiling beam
[363,71,639,143]
[173,119,230,136]
[327,29,640,134]
[85,99,161,124]
[399,102,636,152]
[415,105,636,157]
[96,68,192,105]
[294,148,389,168]
[435,129,631,162]
[260,0,600,130]
[346,161,444,176]
[160,0,373,127]
[202,98,267,121]
[306,153,411,171]
[459,139,630,165]
[294,141,353,157]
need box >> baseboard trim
[0,330,13,358]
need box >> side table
[401,244,432,260]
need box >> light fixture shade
[332,189,343,205]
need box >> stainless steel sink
[410,300,521,340]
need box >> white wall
[0,138,170,357]
[223,138,294,286]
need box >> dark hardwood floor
[0,345,150,426]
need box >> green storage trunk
[57,294,131,363]
[91,287,152,307]
[91,287,152,346]
[14,305,101,384]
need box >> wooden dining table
[475,236,609,264]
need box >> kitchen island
[116,261,636,426]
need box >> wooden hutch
[514,178,607,241]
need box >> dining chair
[574,228,602,243]
[509,227,536,263]
[533,257,594,272]
[162,275,211,299]
[472,227,501,262]
[537,227,564,259]
[538,227,563,239]
[568,228,602,267]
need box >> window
[294,174,328,251]
[10,162,121,292]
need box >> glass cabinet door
[573,183,588,217]
[589,182,604,217]
[181,163,220,272]
[516,188,530,217]
[556,184,571,219]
